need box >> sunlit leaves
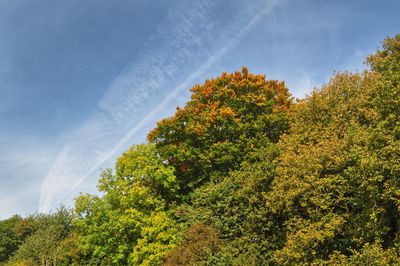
[148,67,292,193]
[265,35,400,264]
[74,144,179,265]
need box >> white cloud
[0,142,57,219]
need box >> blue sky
[0,0,399,218]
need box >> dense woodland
[1,34,399,265]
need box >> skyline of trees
[0,34,399,265]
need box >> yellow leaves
[131,211,180,266]
[275,215,346,265]
[265,40,400,263]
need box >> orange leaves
[148,67,292,192]
[199,83,214,97]
[219,106,236,118]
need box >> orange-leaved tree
[148,67,292,195]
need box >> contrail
[39,0,284,212]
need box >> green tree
[74,144,179,265]
[131,212,179,266]
[181,143,283,265]
[0,215,23,263]
[6,207,74,266]
[265,34,400,264]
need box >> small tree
[74,144,179,265]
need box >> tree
[0,215,23,263]
[148,67,292,194]
[148,68,293,265]
[264,34,400,264]
[163,222,222,266]
[181,143,283,265]
[131,212,179,265]
[74,144,179,265]
[7,207,74,266]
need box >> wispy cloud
[39,0,285,212]
[0,141,57,218]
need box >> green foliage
[324,243,400,265]
[367,34,400,121]
[131,212,180,266]
[107,143,179,203]
[264,34,400,264]
[181,143,282,265]
[3,34,400,265]
[0,216,24,263]
[72,68,292,265]
[74,144,179,265]
[5,207,75,266]
[148,67,292,193]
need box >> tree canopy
[147,67,291,194]
[1,34,399,266]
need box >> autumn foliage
[1,35,399,265]
[147,67,291,193]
